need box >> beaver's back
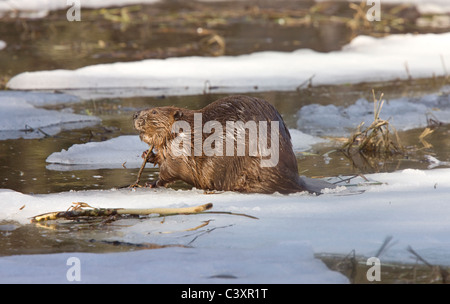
[185,95,303,194]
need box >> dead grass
[342,90,404,158]
[317,237,450,284]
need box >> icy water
[1,1,450,283]
[1,81,449,194]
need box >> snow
[0,91,99,140]
[1,0,449,18]
[0,241,345,284]
[1,168,450,283]
[297,89,450,136]
[46,135,149,170]
[371,0,450,14]
[0,0,160,18]
[7,33,450,99]
[317,0,450,14]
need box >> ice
[1,167,450,283]
[46,135,149,170]
[0,91,100,140]
[375,0,450,14]
[297,92,450,136]
[2,0,450,18]
[0,241,347,284]
[317,0,450,14]
[0,0,161,18]
[7,33,450,99]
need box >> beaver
[133,95,335,194]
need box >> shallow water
[1,81,449,194]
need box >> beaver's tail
[298,176,337,195]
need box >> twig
[160,220,212,234]
[296,74,315,91]
[407,245,449,283]
[374,235,394,257]
[202,211,259,220]
[404,61,412,81]
[187,224,234,246]
[407,246,432,267]
[129,145,153,188]
[440,54,448,81]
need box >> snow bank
[316,0,450,14]
[0,0,160,18]
[7,33,450,98]
[0,91,99,140]
[371,0,450,14]
[2,0,450,18]
[297,90,450,136]
[1,167,450,283]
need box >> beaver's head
[133,106,184,147]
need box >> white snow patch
[1,168,450,283]
[317,0,450,14]
[2,0,450,18]
[0,0,160,18]
[46,135,149,170]
[0,91,99,140]
[297,91,450,136]
[7,33,450,99]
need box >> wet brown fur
[133,95,312,194]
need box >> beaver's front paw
[144,180,159,188]
[141,150,156,163]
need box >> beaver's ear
[173,110,183,121]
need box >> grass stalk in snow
[342,90,403,157]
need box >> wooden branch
[31,202,213,223]
[129,145,153,188]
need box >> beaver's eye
[152,110,157,114]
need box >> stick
[31,202,213,223]
[116,203,213,216]
[129,145,153,188]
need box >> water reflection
[1,80,449,194]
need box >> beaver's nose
[133,111,141,120]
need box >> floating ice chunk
[297,93,450,137]
[0,91,99,140]
[46,135,149,170]
[289,129,328,152]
